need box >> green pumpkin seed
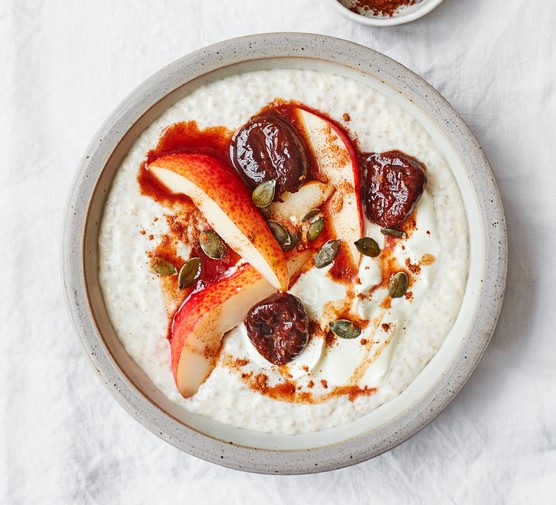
[150,257,177,276]
[354,237,380,257]
[301,208,321,222]
[199,230,227,259]
[389,271,409,298]
[178,257,200,289]
[282,229,301,252]
[314,239,341,268]
[307,217,325,241]
[381,227,406,239]
[252,180,276,208]
[268,220,292,248]
[329,319,361,339]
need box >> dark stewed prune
[245,292,309,366]
[229,114,308,195]
[361,151,427,229]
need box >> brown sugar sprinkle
[278,366,294,379]
[309,319,324,340]
[302,365,309,373]
[405,257,421,275]
[381,297,392,310]
[261,378,298,402]
[325,330,337,347]
[360,338,368,345]
[382,323,390,332]
[232,367,379,404]
[343,113,351,122]
[333,385,377,402]
[148,234,154,240]
[350,0,420,17]
[140,229,146,235]
[220,354,248,370]
[255,374,269,392]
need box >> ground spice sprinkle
[350,0,420,17]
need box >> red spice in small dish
[349,0,421,17]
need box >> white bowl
[62,33,506,474]
[328,0,446,26]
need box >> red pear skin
[170,264,273,397]
[294,108,364,269]
[148,153,289,290]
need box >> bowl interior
[64,34,506,473]
[83,56,484,451]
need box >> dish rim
[327,0,446,26]
[62,32,507,474]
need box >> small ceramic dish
[62,33,506,474]
[328,0,446,26]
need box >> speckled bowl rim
[327,0,446,26]
[62,33,507,474]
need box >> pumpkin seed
[199,230,227,259]
[252,180,276,208]
[307,217,325,241]
[354,237,380,257]
[381,227,406,239]
[329,319,361,339]
[389,271,409,298]
[282,229,301,252]
[301,208,321,222]
[268,220,292,248]
[150,256,177,276]
[178,257,200,289]
[314,239,341,268]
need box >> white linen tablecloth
[1,0,554,503]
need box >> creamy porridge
[99,69,468,435]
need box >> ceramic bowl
[328,0,446,26]
[62,33,507,474]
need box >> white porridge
[99,69,468,435]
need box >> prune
[230,114,308,195]
[361,151,427,228]
[245,292,309,365]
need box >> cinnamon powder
[350,0,420,17]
